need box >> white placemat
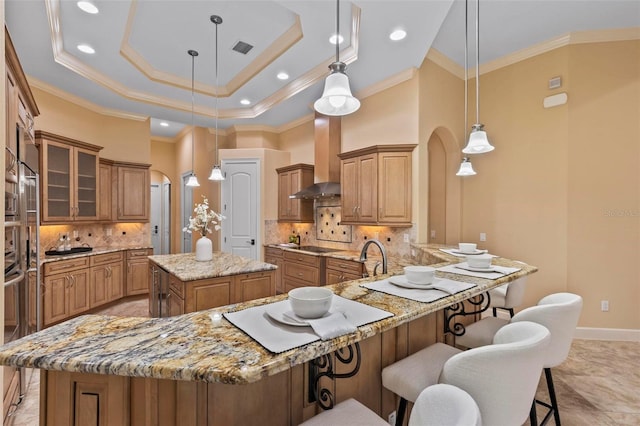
[436,263,521,280]
[361,277,476,303]
[223,296,393,354]
[439,248,496,258]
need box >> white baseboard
[574,327,640,342]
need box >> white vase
[195,236,213,261]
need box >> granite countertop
[149,252,277,282]
[0,246,536,385]
[41,245,153,264]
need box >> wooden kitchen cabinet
[125,248,152,296]
[166,270,276,316]
[325,257,365,285]
[98,159,115,221]
[264,246,284,293]
[43,257,91,327]
[117,163,150,221]
[339,145,416,226]
[42,371,129,426]
[89,252,124,309]
[276,164,314,223]
[282,250,324,292]
[36,131,102,224]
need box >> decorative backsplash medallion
[316,205,352,243]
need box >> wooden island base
[40,311,460,426]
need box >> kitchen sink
[292,246,340,254]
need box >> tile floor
[9,298,640,425]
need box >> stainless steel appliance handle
[4,270,25,288]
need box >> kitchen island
[148,252,277,317]
[0,247,536,425]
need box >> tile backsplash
[40,223,150,253]
[265,204,416,259]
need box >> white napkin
[436,263,521,280]
[305,312,357,340]
[439,248,495,258]
[361,278,476,303]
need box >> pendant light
[463,0,494,154]
[313,0,360,116]
[208,15,225,181]
[457,0,476,177]
[456,157,477,176]
[185,49,200,187]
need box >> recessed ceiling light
[329,34,344,45]
[389,29,407,41]
[77,1,99,14]
[240,99,251,106]
[277,72,289,80]
[159,122,169,127]
[77,44,95,54]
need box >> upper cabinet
[116,162,150,221]
[36,131,101,224]
[99,159,150,222]
[338,145,416,227]
[276,164,314,223]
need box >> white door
[150,184,161,254]
[181,173,194,253]
[221,159,260,259]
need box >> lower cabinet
[282,250,324,292]
[89,252,124,309]
[166,270,276,316]
[264,247,284,293]
[43,258,91,327]
[126,249,153,296]
[325,257,365,285]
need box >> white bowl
[288,287,333,319]
[458,243,478,253]
[404,265,435,285]
[466,254,492,268]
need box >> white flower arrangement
[182,197,225,237]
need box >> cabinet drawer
[283,251,320,267]
[169,274,184,298]
[265,247,284,259]
[326,257,364,275]
[44,257,90,275]
[283,262,319,286]
[91,252,124,266]
[127,249,152,259]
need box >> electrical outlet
[480,232,487,242]
[374,232,380,240]
[430,230,436,238]
[106,228,112,236]
[403,233,409,243]
[601,300,609,312]
[388,411,397,425]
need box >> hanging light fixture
[208,15,225,181]
[457,0,477,177]
[456,157,477,176]
[313,0,360,116]
[185,49,200,187]
[463,0,494,154]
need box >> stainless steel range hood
[289,182,340,200]
[290,113,341,200]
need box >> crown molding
[357,67,418,100]
[276,113,315,134]
[425,49,464,80]
[28,75,148,121]
[151,136,177,144]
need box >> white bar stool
[455,292,583,425]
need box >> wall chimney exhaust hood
[289,113,342,200]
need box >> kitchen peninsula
[148,252,277,317]
[0,247,536,425]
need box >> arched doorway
[428,134,447,244]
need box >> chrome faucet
[359,239,388,276]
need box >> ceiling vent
[232,41,253,55]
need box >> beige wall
[279,120,315,164]
[462,40,639,330]
[31,88,150,163]
[428,134,447,244]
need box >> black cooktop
[292,246,339,253]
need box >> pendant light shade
[462,0,495,155]
[186,49,200,187]
[456,157,477,176]
[314,0,360,116]
[209,15,225,181]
